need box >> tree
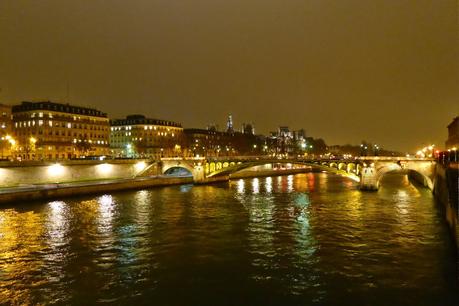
[74,139,93,156]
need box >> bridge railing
[162,155,437,163]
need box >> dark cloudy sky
[0,0,457,152]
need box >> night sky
[0,0,457,152]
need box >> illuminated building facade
[12,101,110,160]
[241,123,255,135]
[0,104,14,159]
[110,115,183,159]
[183,128,264,157]
[267,126,307,156]
[184,128,233,157]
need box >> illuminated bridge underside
[205,160,361,182]
[160,157,436,191]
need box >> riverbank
[0,176,193,204]
[432,163,459,273]
[0,168,311,204]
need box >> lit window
[49,120,53,127]
[67,123,71,128]
[38,120,43,126]
[49,113,53,118]
[39,112,43,118]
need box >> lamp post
[373,144,379,156]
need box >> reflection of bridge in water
[160,156,436,191]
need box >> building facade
[267,126,307,156]
[0,104,13,160]
[446,116,459,150]
[110,115,183,159]
[183,128,264,157]
[183,128,233,157]
[241,123,255,135]
[12,101,110,160]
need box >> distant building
[241,123,255,135]
[184,128,233,157]
[12,101,110,160]
[206,123,219,132]
[446,116,459,150]
[0,104,13,159]
[184,128,263,157]
[110,115,183,159]
[226,114,234,133]
[267,126,306,156]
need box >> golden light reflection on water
[47,201,69,243]
[265,177,272,193]
[0,209,46,303]
[97,195,115,235]
[287,175,294,192]
[0,173,456,305]
[252,178,260,194]
[237,179,245,194]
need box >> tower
[226,114,234,133]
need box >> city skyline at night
[0,1,458,305]
[1,1,457,152]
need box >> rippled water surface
[0,173,457,305]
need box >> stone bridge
[160,156,436,191]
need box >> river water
[0,173,457,305]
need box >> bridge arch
[338,162,347,171]
[374,163,433,189]
[162,160,196,178]
[206,160,360,182]
[164,166,193,177]
[347,163,356,174]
